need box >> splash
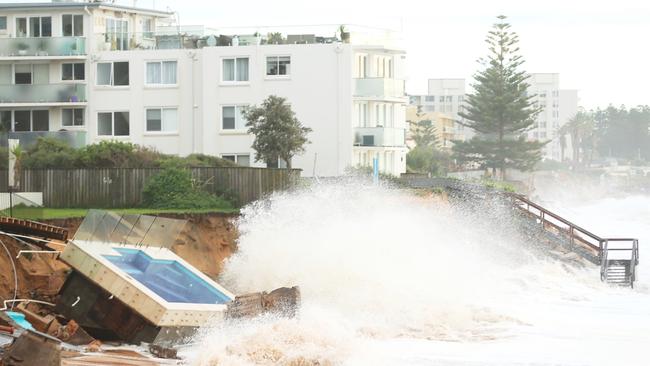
[185,180,607,365]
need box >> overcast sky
[12,0,650,109]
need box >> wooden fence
[0,167,301,208]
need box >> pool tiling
[55,211,234,343]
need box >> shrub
[77,141,164,168]
[18,139,238,169]
[22,137,77,169]
[142,167,234,209]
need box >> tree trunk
[266,159,278,168]
[285,158,292,170]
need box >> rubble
[0,210,302,364]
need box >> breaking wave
[186,179,633,365]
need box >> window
[98,111,129,136]
[439,96,445,102]
[105,19,129,50]
[0,16,7,31]
[62,14,83,36]
[14,64,32,84]
[222,106,246,130]
[97,62,129,86]
[222,57,249,82]
[387,58,392,78]
[13,110,48,131]
[143,19,153,38]
[62,108,84,126]
[356,54,367,78]
[446,95,453,102]
[16,17,51,37]
[1,111,11,131]
[16,18,26,37]
[425,96,434,102]
[266,56,290,76]
[62,63,84,81]
[424,105,435,112]
[221,154,250,167]
[146,108,178,132]
[145,61,177,85]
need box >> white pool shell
[60,240,235,327]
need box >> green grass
[4,207,239,220]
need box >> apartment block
[409,78,472,142]
[0,2,407,177]
[527,73,578,161]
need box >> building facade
[409,78,472,142]
[527,73,578,161]
[409,75,578,161]
[0,2,407,177]
[405,106,456,150]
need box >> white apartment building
[527,73,578,161]
[409,78,472,142]
[0,2,407,177]
[410,75,578,161]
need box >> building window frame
[144,107,179,134]
[0,16,7,32]
[61,62,85,81]
[143,18,154,39]
[221,105,248,132]
[61,108,85,127]
[15,16,52,38]
[11,109,49,132]
[265,55,291,78]
[221,153,251,167]
[96,61,129,87]
[144,60,178,87]
[62,14,83,37]
[97,111,130,137]
[221,57,250,84]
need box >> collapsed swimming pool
[103,248,231,304]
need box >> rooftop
[0,1,172,16]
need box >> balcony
[0,37,86,58]
[1,131,87,149]
[0,84,86,106]
[354,78,405,100]
[354,127,406,147]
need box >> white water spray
[187,180,650,366]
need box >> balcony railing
[354,127,406,147]
[1,131,87,149]
[354,78,406,99]
[0,84,86,104]
[0,37,86,57]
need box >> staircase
[509,193,640,288]
[600,239,639,287]
[397,177,641,288]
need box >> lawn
[5,207,240,220]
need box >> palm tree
[558,111,594,168]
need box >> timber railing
[0,167,301,208]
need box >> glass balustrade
[0,37,86,57]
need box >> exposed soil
[0,213,239,305]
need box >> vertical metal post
[8,188,12,217]
[372,156,379,185]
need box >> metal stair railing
[507,193,639,287]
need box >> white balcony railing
[354,78,405,99]
[354,127,406,147]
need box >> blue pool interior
[5,311,34,330]
[103,248,231,304]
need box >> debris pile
[0,211,301,365]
